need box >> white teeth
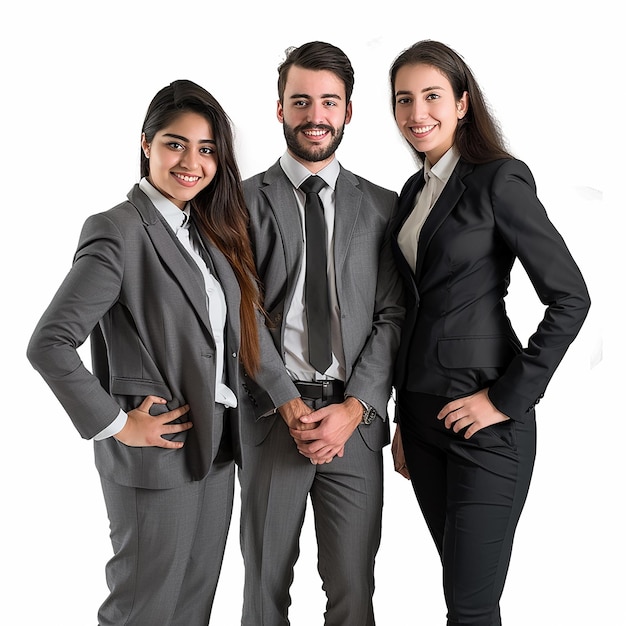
[175,173,199,182]
[304,130,326,136]
[412,125,435,133]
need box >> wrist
[346,396,377,425]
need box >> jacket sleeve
[26,213,125,438]
[245,307,300,418]
[343,194,406,418]
[487,159,591,421]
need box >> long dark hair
[141,79,262,375]
[390,40,512,164]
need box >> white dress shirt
[94,178,236,440]
[398,146,461,270]
[279,152,346,383]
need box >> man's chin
[291,141,337,163]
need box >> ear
[457,91,469,119]
[344,101,353,125]
[276,100,284,124]
[141,133,150,157]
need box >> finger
[164,420,194,434]
[140,395,167,411]
[155,437,185,449]
[437,402,457,420]
[444,408,467,428]
[299,408,328,424]
[161,403,190,423]
[292,428,320,443]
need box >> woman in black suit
[389,40,590,625]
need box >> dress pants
[97,442,235,626]
[397,391,536,626]
[239,401,383,626]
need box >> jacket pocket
[111,377,172,401]
[438,335,518,369]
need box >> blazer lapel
[333,168,361,279]
[391,171,424,286]
[127,185,213,335]
[261,162,305,298]
[414,161,471,280]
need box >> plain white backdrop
[2,1,622,624]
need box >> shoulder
[469,158,534,187]
[243,160,283,194]
[340,166,398,204]
[243,171,266,193]
[80,196,143,241]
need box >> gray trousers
[97,454,235,626]
[239,416,383,626]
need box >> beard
[283,121,346,163]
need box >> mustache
[295,123,335,134]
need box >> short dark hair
[277,41,354,104]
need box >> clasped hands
[279,396,363,465]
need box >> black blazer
[391,158,590,422]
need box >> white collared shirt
[94,178,236,440]
[279,152,346,383]
[398,146,461,269]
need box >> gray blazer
[242,160,405,450]
[27,184,298,489]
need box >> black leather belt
[294,379,345,402]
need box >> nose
[308,101,326,124]
[179,148,199,171]
[410,100,428,122]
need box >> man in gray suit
[239,41,405,626]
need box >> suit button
[232,352,237,358]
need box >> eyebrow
[162,132,216,145]
[395,85,446,97]
[289,93,343,101]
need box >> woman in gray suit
[388,41,590,625]
[27,80,298,625]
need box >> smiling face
[141,110,218,209]
[277,66,352,172]
[393,63,468,164]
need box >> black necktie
[300,175,332,373]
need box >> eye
[293,99,309,107]
[166,141,184,151]
[200,146,215,155]
[425,92,440,101]
[396,97,412,106]
[323,100,338,107]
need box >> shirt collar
[424,145,461,185]
[279,151,340,191]
[139,177,190,231]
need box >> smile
[302,127,331,140]
[173,173,200,182]
[410,124,437,136]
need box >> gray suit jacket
[242,160,405,450]
[27,184,298,489]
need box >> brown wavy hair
[141,80,262,375]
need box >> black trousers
[397,391,536,626]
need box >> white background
[1,1,622,624]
